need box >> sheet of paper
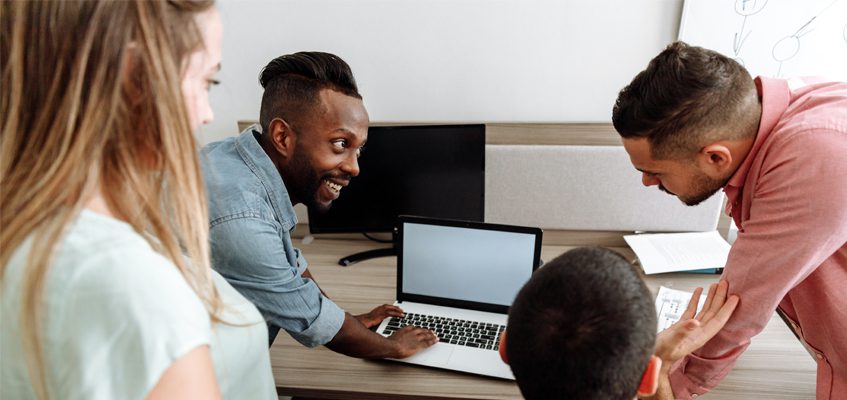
[624,231,730,274]
[655,286,705,333]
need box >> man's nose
[343,153,360,177]
[642,173,659,187]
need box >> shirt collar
[234,124,299,228]
[723,77,791,200]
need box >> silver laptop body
[376,216,543,379]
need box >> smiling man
[612,42,847,399]
[200,52,436,359]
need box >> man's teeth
[324,180,342,193]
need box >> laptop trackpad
[419,344,454,364]
[447,347,514,379]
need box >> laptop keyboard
[381,312,505,351]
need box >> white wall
[200,0,684,144]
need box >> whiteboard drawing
[680,0,847,81]
[771,0,842,76]
[733,0,769,65]
[771,18,813,77]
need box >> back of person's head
[612,41,759,160]
[1,1,219,397]
[258,51,361,134]
[506,247,657,400]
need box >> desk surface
[270,238,817,399]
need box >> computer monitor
[308,124,485,264]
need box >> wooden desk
[270,238,817,399]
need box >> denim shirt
[200,126,345,347]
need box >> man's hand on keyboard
[355,304,405,329]
[387,326,439,358]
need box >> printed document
[624,231,730,274]
[655,286,705,332]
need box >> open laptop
[376,216,543,379]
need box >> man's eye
[356,146,365,157]
[332,140,347,149]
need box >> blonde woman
[1,1,275,399]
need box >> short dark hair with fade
[258,51,362,134]
[506,247,657,400]
[612,41,759,160]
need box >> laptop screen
[397,217,543,313]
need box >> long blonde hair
[1,1,219,398]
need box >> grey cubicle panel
[485,145,722,232]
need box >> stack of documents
[624,231,730,274]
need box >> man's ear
[637,355,661,397]
[498,330,508,364]
[698,143,733,177]
[267,117,296,159]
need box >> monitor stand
[338,247,396,266]
[337,231,397,267]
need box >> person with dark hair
[612,41,847,399]
[200,52,437,358]
[498,247,738,400]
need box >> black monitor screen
[308,124,485,233]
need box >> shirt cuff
[294,248,309,275]
[668,356,714,399]
[287,294,345,348]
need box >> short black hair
[612,41,759,160]
[258,51,361,134]
[506,247,657,400]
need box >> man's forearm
[640,367,675,400]
[324,313,398,358]
[654,369,675,400]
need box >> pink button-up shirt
[669,77,847,400]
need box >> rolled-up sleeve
[209,214,345,347]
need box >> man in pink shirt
[611,41,847,399]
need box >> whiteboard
[679,0,847,81]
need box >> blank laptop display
[401,221,538,308]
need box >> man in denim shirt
[201,52,437,358]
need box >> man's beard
[283,150,351,213]
[283,150,324,211]
[669,171,729,206]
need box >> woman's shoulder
[56,212,213,396]
[3,210,214,398]
[55,211,207,310]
